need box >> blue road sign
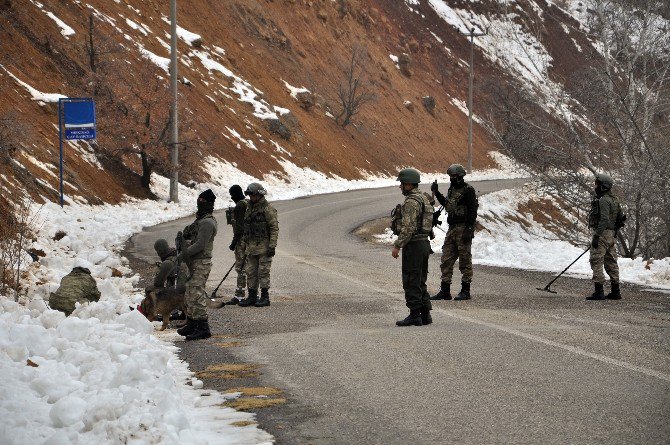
[58,98,97,207]
[63,100,96,140]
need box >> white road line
[443,311,670,383]
[284,252,670,383]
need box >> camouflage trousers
[185,258,212,320]
[440,225,473,284]
[234,245,247,298]
[245,254,272,290]
[402,240,432,311]
[590,229,619,283]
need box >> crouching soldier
[152,238,189,289]
[391,168,434,326]
[150,238,189,321]
[239,183,278,307]
[177,189,218,340]
[226,185,249,305]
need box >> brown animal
[139,285,186,331]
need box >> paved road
[128,180,670,444]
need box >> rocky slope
[0,0,599,218]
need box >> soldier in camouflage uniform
[430,164,478,301]
[150,238,189,321]
[392,168,435,327]
[176,189,218,340]
[225,185,249,305]
[238,183,279,308]
[587,173,623,300]
[152,238,189,289]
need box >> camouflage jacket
[182,213,218,260]
[436,182,478,227]
[243,197,279,255]
[153,252,189,288]
[394,188,434,249]
[589,191,621,236]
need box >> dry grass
[223,397,287,411]
[226,386,283,397]
[195,363,261,379]
[230,421,256,427]
[213,341,245,348]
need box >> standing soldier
[391,168,434,326]
[225,185,249,305]
[430,164,478,301]
[238,183,279,307]
[587,173,623,300]
[177,189,218,340]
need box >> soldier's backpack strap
[406,195,427,234]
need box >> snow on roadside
[377,187,670,290]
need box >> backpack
[390,196,433,238]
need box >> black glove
[432,211,442,227]
[462,226,475,242]
[591,235,600,249]
[267,247,276,257]
[431,180,439,193]
[229,239,237,251]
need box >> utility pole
[462,26,487,174]
[169,0,179,202]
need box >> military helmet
[447,164,467,177]
[245,182,267,196]
[595,173,614,190]
[397,168,421,184]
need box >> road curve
[128,179,670,445]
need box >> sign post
[58,98,96,207]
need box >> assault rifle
[174,231,184,289]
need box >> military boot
[396,309,423,327]
[226,296,242,305]
[169,310,186,321]
[430,282,452,300]
[177,317,197,336]
[586,282,605,300]
[238,288,258,307]
[454,282,471,300]
[420,309,432,325]
[606,281,621,300]
[185,319,211,341]
[255,288,270,307]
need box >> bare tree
[0,198,39,300]
[484,0,670,259]
[334,46,376,128]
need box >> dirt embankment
[0,0,594,227]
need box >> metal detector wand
[537,246,591,294]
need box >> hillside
[1,0,602,216]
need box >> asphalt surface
[127,179,670,445]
